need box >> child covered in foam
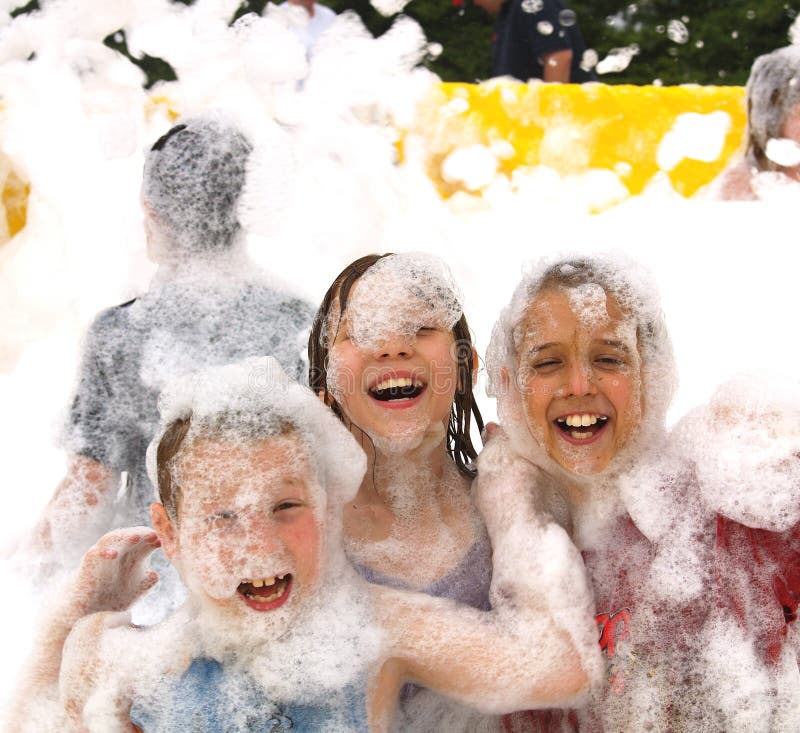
[485,253,800,732]
[52,356,602,732]
[620,373,800,732]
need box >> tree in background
[320,0,800,85]
[6,0,800,86]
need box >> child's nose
[244,519,283,555]
[373,336,415,359]
[565,361,597,397]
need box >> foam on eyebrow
[342,252,463,350]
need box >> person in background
[285,0,337,53]
[716,45,800,200]
[26,116,315,612]
[473,0,595,83]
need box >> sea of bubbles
[1,0,800,719]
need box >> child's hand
[473,427,544,531]
[64,527,160,620]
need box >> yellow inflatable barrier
[1,166,29,242]
[0,84,749,243]
[411,81,747,204]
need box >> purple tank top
[351,523,493,611]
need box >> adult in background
[474,0,595,83]
[27,116,315,595]
[285,0,337,53]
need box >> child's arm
[60,612,139,732]
[6,529,158,730]
[26,455,119,560]
[371,430,602,724]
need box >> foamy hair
[746,46,800,171]
[142,113,252,257]
[146,356,366,512]
[329,251,463,350]
[672,372,800,532]
[485,253,677,480]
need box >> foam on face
[332,252,462,350]
[746,45,800,169]
[487,253,675,480]
[139,357,383,703]
[323,253,461,455]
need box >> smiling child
[56,356,602,732]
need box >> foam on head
[746,45,800,171]
[147,356,366,522]
[143,357,379,682]
[486,253,677,479]
[672,372,800,532]
[310,252,482,471]
[324,251,463,351]
[141,113,253,259]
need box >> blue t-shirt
[130,657,370,733]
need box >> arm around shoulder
[372,430,602,717]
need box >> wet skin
[514,287,644,475]
[153,436,321,628]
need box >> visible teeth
[373,377,422,392]
[563,414,602,427]
[571,430,591,439]
[245,576,279,589]
[246,589,282,603]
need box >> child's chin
[194,595,299,655]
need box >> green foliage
[6,0,800,86]
[565,0,800,85]
[332,0,800,85]
[324,0,493,81]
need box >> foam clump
[147,356,366,510]
[336,251,463,349]
[673,372,800,532]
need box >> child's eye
[531,358,561,374]
[206,511,237,526]
[595,355,626,369]
[274,500,304,513]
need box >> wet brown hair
[530,258,663,356]
[156,416,193,521]
[308,253,484,479]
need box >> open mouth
[554,413,609,443]
[237,573,292,611]
[369,376,425,403]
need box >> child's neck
[366,434,455,517]
[557,475,626,551]
[343,427,476,588]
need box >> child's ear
[151,503,178,559]
[500,366,510,392]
